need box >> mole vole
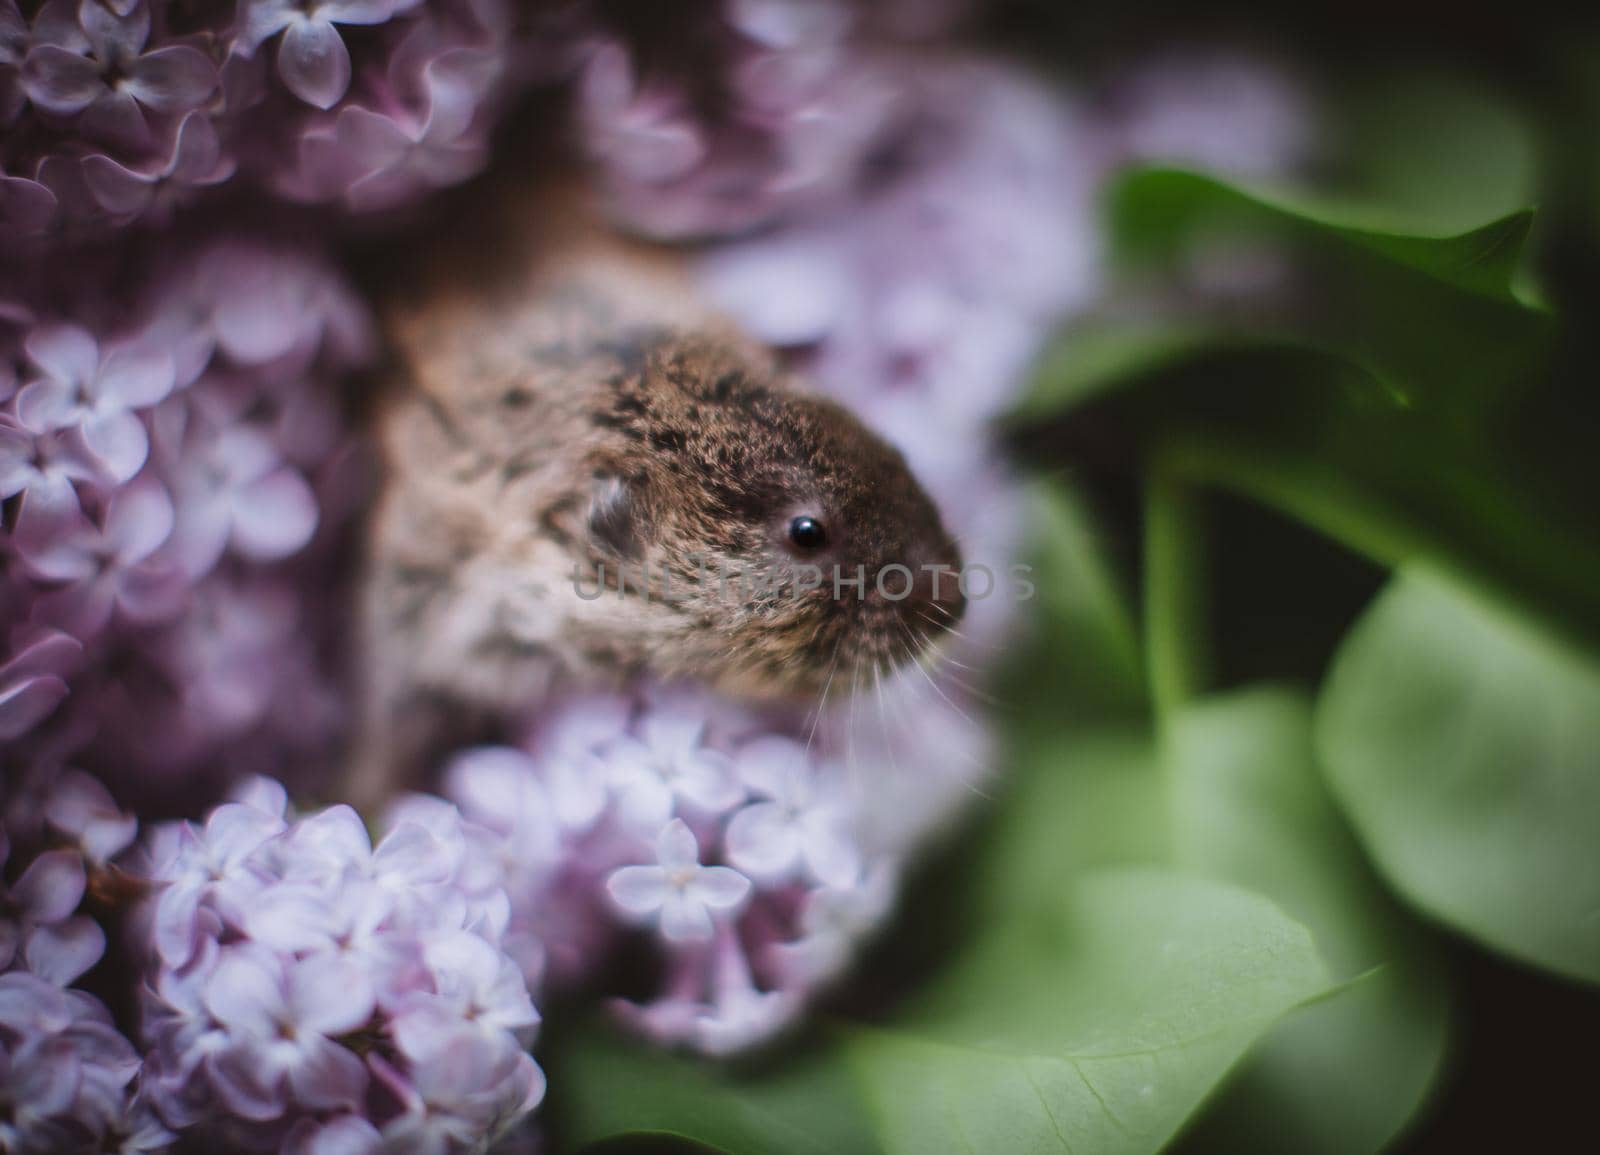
[349,181,965,805]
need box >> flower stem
[1143,462,1211,723]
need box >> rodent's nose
[905,552,966,632]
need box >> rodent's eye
[787,515,828,551]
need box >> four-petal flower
[22,0,217,147]
[606,819,751,943]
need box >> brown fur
[349,180,962,805]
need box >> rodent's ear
[586,475,648,560]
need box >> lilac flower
[0,846,105,985]
[81,110,237,221]
[441,748,561,883]
[21,0,217,148]
[577,25,904,239]
[237,0,423,110]
[724,737,860,888]
[1107,49,1313,179]
[0,174,58,243]
[283,21,502,211]
[0,972,144,1153]
[606,819,752,943]
[606,713,745,830]
[695,57,1102,427]
[138,791,546,1149]
[0,629,80,742]
[16,476,184,638]
[145,794,286,968]
[0,416,99,531]
[525,696,629,832]
[374,1014,544,1154]
[400,928,538,1041]
[689,929,800,1056]
[772,862,897,985]
[13,322,176,484]
[201,946,374,1119]
[137,577,300,740]
[155,411,319,579]
[44,767,138,864]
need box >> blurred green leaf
[1165,688,1450,1155]
[845,869,1330,1155]
[999,483,1147,724]
[978,727,1167,913]
[553,872,1329,1155]
[1100,167,1550,420]
[1110,168,1537,302]
[1326,68,1541,240]
[1012,166,1600,648]
[553,1028,877,1155]
[1317,569,1600,985]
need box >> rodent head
[569,334,965,698]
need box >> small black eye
[788,515,828,551]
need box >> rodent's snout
[883,538,966,651]
[908,543,967,632]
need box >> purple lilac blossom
[136,781,544,1152]
[0,766,166,1155]
[0,239,371,795]
[413,670,991,1055]
[575,1,911,239]
[0,767,141,989]
[1,0,545,243]
[0,972,167,1155]
[1104,48,1313,179]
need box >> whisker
[804,630,845,759]
[873,660,902,786]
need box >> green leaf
[551,1027,879,1155]
[1104,168,1551,415]
[998,483,1147,725]
[1326,67,1541,240]
[977,728,1168,914]
[1110,168,1537,303]
[1318,569,1600,985]
[1165,688,1450,1155]
[844,869,1331,1155]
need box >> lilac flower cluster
[574,0,980,239]
[1,239,372,796]
[0,768,171,1154]
[405,668,990,1055]
[1,0,534,248]
[138,777,544,1153]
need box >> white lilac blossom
[137,783,544,1151]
